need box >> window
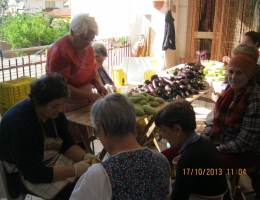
[45,1,55,8]
[63,1,69,8]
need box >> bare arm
[91,70,108,96]
[53,165,75,182]
[68,84,102,102]
[63,145,86,162]
[52,145,92,182]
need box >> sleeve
[47,51,72,80]
[200,123,213,138]
[56,113,75,153]
[70,164,111,200]
[200,123,221,145]
[3,117,53,183]
[171,155,197,200]
[220,94,260,153]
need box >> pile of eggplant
[130,63,207,101]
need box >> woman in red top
[46,13,108,143]
[46,13,108,113]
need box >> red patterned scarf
[213,79,255,134]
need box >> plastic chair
[0,161,24,200]
[143,69,156,81]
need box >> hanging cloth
[162,10,176,51]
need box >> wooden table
[64,88,211,159]
[64,101,169,158]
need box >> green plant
[0,12,70,49]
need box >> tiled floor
[0,106,258,199]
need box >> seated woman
[201,55,260,198]
[70,93,172,200]
[92,42,115,88]
[212,43,259,102]
[155,100,231,199]
[0,73,97,200]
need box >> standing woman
[46,13,108,113]
[0,73,95,200]
[46,13,108,143]
[201,55,260,198]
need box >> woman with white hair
[70,93,172,200]
[46,13,107,113]
[46,13,108,143]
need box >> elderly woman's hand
[83,153,101,163]
[97,85,108,96]
[211,92,220,102]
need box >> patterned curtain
[186,0,258,62]
[185,0,200,59]
[211,0,258,61]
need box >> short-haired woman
[0,73,96,199]
[70,93,172,200]
[92,42,115,88]
[46,13,109,144]
[46,13,108,113]
[156,100,231,199]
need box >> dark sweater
[0,98,75,197]
[172,137,231,200]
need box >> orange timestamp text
[226,168,246,176]
[183,168,223,175]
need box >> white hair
[69,13,99,36]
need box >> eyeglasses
[79,36,94,43]
[91,126,99,138]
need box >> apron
[3,119,77,200]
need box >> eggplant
[190,79,196,84]
[158,77,165,86]
[149,74,159,82]
[173,75,185,80]
[152,78,159,89]
[163,92,170,99]
[165,84,172,92]
[185,90,190,97]
[168,94,173,99]
[181,69,192,74]
[176,95,182,99]
[179,85,187,90]
[190,65,200,72]
[158,91,166,99]
[148,83,155,93]
[170,85,176,91]
[180,91,186,98]
[190,88,199,94]
[172,91,177,97]
[180,79,190,85]
[162,77,174,86]
[173,71,178,76]
[170,76,175,82]
[186,72,196,79]
[144,80,151,85]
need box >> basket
[0,76,36,110]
